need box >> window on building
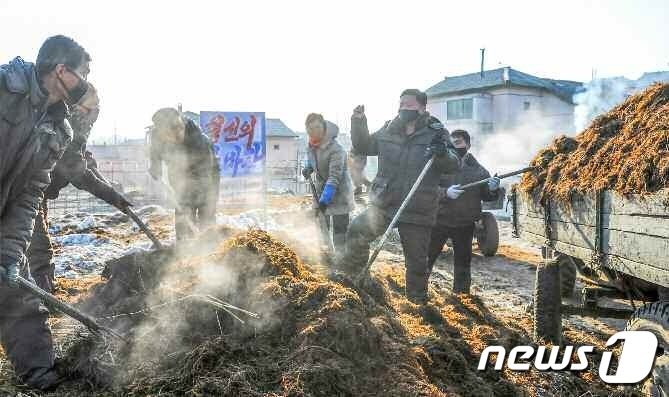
[524,101,531,110]
[446,98,473,120]
[273,144,280,150]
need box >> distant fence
[47,160,312,216]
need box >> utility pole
[480,48,485,78]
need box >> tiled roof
[267,118,299,138]
[426,67,583,103]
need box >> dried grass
[520,83,669,202]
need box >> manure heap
[520,83,669,202]
[55,228,612,396]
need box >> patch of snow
[135,205,170,216]
[217,209,281,231]
[76,216,97,231]
[53,234,105,246]
[52,233,127,277]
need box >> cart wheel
[626,301,669,397]
[476,212,499,257]
[556,254,577,298]
[533,258,562,344]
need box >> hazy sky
[1,0,668,142]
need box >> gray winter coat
[149,118,220,207]
[0,57,72,265]
[351,112,460,226]
[437,153,499,227]
[307,121,355,216]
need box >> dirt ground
[0,196,644,396]
[430,222,627,335]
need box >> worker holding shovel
[149,107,220,242]
[28,83,135,293]
[426,129,501,295]
[302,115,354,254]
[0,35,92,391]
[334,89,461,304]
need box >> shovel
[156,179,199,235]
[356,157,435,281]
[458,166,537,190]
[16,276,126,342]
[307,175,335,254]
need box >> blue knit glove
[319,183,336,206]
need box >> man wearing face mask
[426,129,500,295]
[28,84,133,293]
[149,107,220,241]
[336,89,461,304]
[0,35,92,390]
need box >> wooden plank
[603,189,669,217]
[517,229,669,288]
[605,256,669,288]
[514,188,669,224]
[517,199,669,239]
[516,214,597,251]
[517,228,592,262]
[514,191,597,226]
[606,229,669,272]
[517,214,669,273]
[603,213,669,239]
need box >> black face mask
[398,109,419,123]
[58,69,90,105]
[455,147,468,158]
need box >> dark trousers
[325,213,350,254]
[0,256,55,383]
[339,206,432,300]
[27,199,54,292]
[427,223,475,294]
[175,202,216,241]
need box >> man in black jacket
[149,108,220,240]
[337,89,461,304]
[0,35,92,390]
[426,129,500,295]
[28,83,132,292]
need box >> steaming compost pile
[49,226,615,397]
[520,83,669,201]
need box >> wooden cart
[510,187,669,394]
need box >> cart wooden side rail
[510,187,669,288]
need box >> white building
[425,67,583,138]
[266,118,299,169]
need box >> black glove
[112,191,133,211]
[318,203,327,212]
[302,166,314,180]
[425,134,448,159]
[0,262,19,288]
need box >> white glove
[447,184,464,199]
[488,176,501,191]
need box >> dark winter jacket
[436,153,499,227]
[149,118,220,207]
[45,110,124,209]
[351,112,460,226]
[0,57,72,265]
[307,121,354,216]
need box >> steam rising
[472,116,565,174]
[574,71,669,131]
[470,71,669,175]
